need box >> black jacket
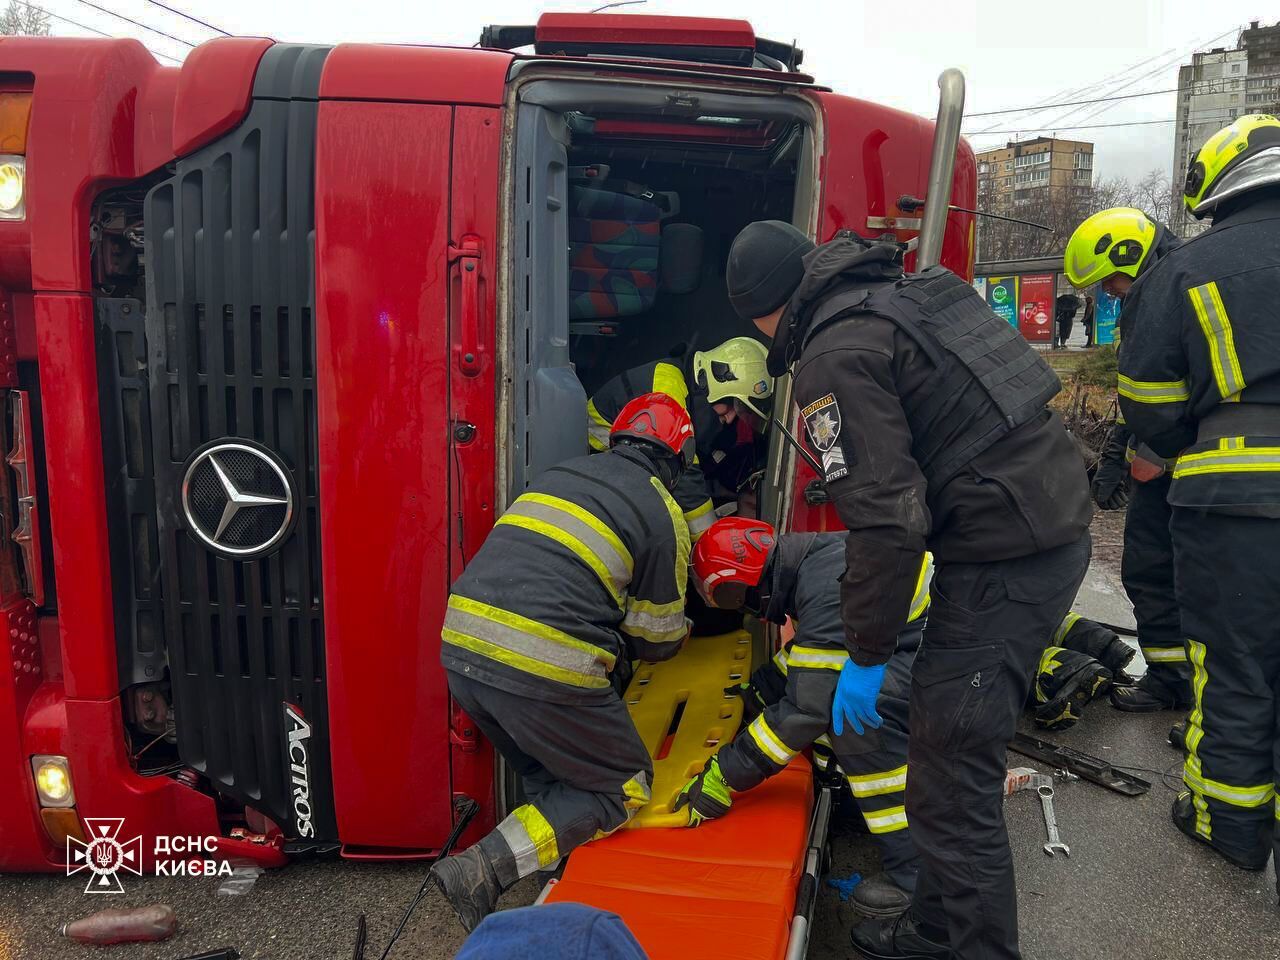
[1118,189,1280,515]
[784,240,1092,665]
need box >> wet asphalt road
[2,548,1277,960]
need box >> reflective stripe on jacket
[443,447,689,703]
[1118,194,1280,515]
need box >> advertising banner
[985,276,1018,327]
[1094,290,1121,345]
[1018,274,1055,344]
[972,277,988,301]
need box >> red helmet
[692,517,777,609]
[609,392,696,470]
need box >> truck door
[784,91,977,535]
[314,45,512,852]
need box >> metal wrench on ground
[1038,784,1070,857]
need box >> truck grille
[101,44,337,840]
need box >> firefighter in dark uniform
[1064,208,1188,711]
[586,337,773,541]
[1117,114,1280,876]
[430,393,696,932]
[676,518,932,917]
[726,222,1093,960]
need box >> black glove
[1092,423,1131,510]
[672,757,733,826]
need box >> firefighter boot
[852,874,913,918]
[851,911,951,960]
[1057,619,1135,676]
[430,845,502,933]
[1171,792,1271,871]
[1110,669,1192,712]
[1031,647,1113,731]
[1168,721,1187,752]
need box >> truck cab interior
[504,76,818,527]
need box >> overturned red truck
[0,14,974,873]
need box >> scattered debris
[216,863,264,897]
[825,872,862,902]
[61,904,176,945]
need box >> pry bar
[1008,732,1150,796]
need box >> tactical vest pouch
[866,268,1061,484]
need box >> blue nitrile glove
[832,660,886,736]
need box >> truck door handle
[448,238,483,377]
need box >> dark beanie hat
[727,220,815,321]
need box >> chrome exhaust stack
[916,68,966,270]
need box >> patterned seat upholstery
[568,185,662,320]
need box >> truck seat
[568,184,661,320]
[543,631,815,960]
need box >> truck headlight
[0,156,25,220]
[32,755,74,807]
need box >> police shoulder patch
[801,393,850,482]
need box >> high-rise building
[976,137,1094,211]
[1171,21,1280,235]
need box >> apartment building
[976,137,1095,210]
[1171,20,1280,235]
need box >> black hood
[766,235,904,376]
[760,531,819,624]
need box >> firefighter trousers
[1122,474,1188,686]
[446,670,653,889]
[1172,509,1279,870]
[833,620,921,891]
[907,535,1090,960]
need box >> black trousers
[1172,509,1279,869]
[907,535,1091,960]
[1122,474,1188,685]
[447,671,652,888]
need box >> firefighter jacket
[1098,228,1185,480]
[441,445,690,703]
[780,237,1092,666]
[717,533,931,792]
[587,356,718,539]
[1118,190,1280,517]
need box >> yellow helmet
[692,337,773,417]
[1063,208,1157,288]
[1184,114,1280,219]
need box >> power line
[964,25,1241,132]
[69,0,196,47]
[17,0,182,62]
[970,111,1241,139]
[141,0,229,36]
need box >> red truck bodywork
[0,18,974,871]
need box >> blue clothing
[456,903,648,960]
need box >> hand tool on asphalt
[1038,784,1070,857]
[1009,731,1150,796]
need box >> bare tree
[976,169,1177,262]
[0,1,49,36]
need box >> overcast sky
[40,0,1278,184]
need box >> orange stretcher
[544,631,829,960]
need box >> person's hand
[1092,478,1129,510]
[832,660,886,737]
[672,757,733,826]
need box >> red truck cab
[0,14,974,872]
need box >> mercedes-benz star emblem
[181,442,294,557]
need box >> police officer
[1117,114,1280,876]
[675,518,931,917]
[431,393,696,932]
[1064,208,1188,711]
[586,338,773,540]
[726,222,1093,960]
